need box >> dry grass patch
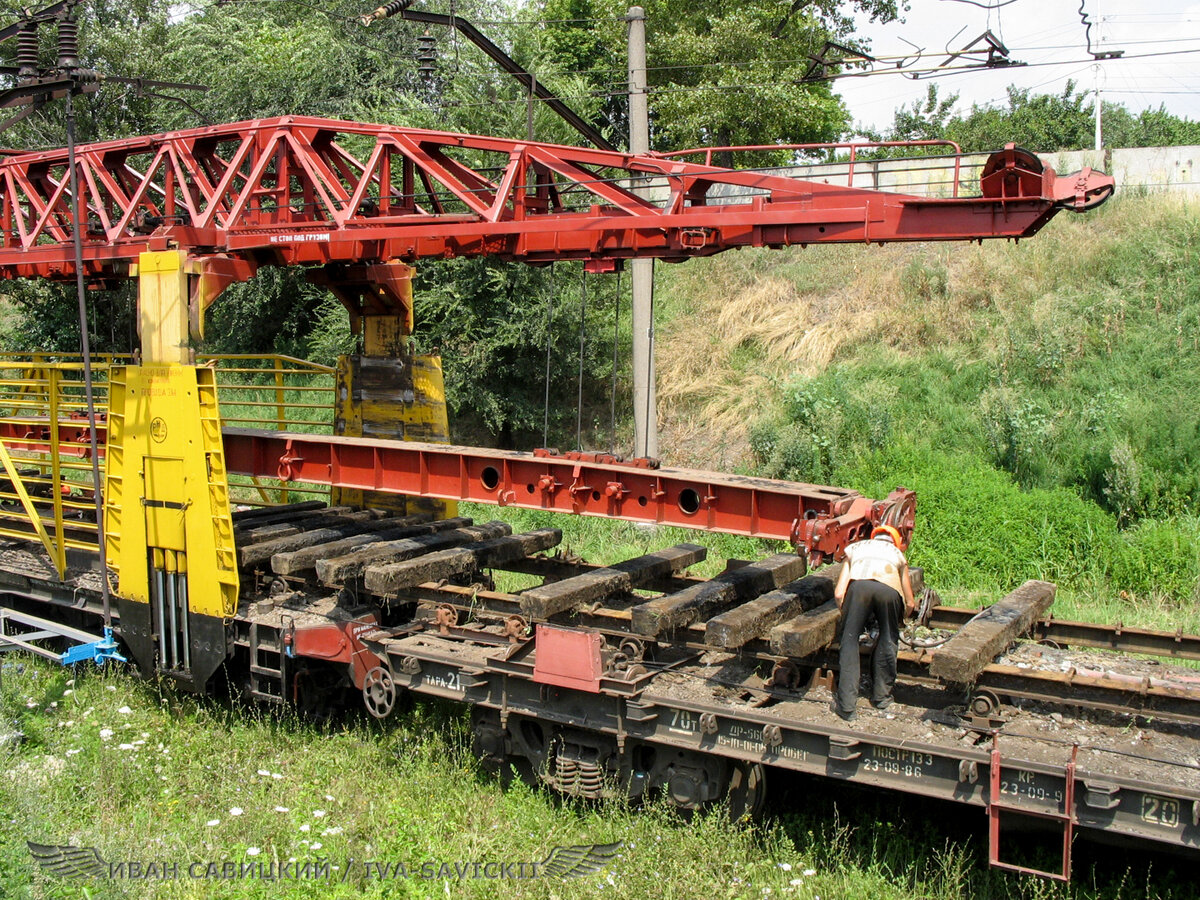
[653,194,1200,467]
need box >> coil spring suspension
[553,753,604,798]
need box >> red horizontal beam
[0,117,1113,284]
[0,418,916,562]
[0,418,98,457]
[221,428,915,564]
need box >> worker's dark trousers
[836,579,904,715]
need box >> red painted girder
[0,417,99,457]
[220,428,916,564]
[0,116,1114,282]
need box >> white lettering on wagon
[269,233,331,243]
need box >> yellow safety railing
[196,355,336,507]
[0,354,338,573]
[0,361,111,576]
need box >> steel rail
[930,606,1200,662]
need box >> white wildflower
[257,769,271,777]
[311,842,322,850]
[299,823,310,833]
[803,869,816,877]
[274,806,289,813]
[246,847,261,857]
[778,863,792,871]
[312,809,326,818]
[230,807,243,817]
[99,728,113,740]
[205,819,220,827]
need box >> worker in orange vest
[831,525,915,722]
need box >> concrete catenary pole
[627,5,657,459]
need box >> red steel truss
[221,429,917,564]
[0,117,1114,288]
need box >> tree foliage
[0,0,635,446]
[877,82,1200,153]
[537,0,900,161]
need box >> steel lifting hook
[277,443,304,482]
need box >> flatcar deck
[2,503,1199,878]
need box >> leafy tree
[0,0,624,445]
[414,258,622,448]
[537,0,901,162]
[949,83,1096,153]
[883,83,958,143]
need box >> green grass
[651,194,1200,616]
[3,658,1196,900]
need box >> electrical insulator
[17,21,39,79]
[56,15,79,70]
[416,31,436,81]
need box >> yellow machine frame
[0,249,452,684]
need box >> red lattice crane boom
[0,116,1113,293]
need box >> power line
[633,45,1200,97]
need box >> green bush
[831,445,1200,606]
[1111,517,1200,604]
[836,446,1114,588]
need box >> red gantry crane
[0,116,1113,566]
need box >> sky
[836,0,1200,135]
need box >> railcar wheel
[726,761,766,822]
[362,667,397,719]
[969,689,1000,719]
